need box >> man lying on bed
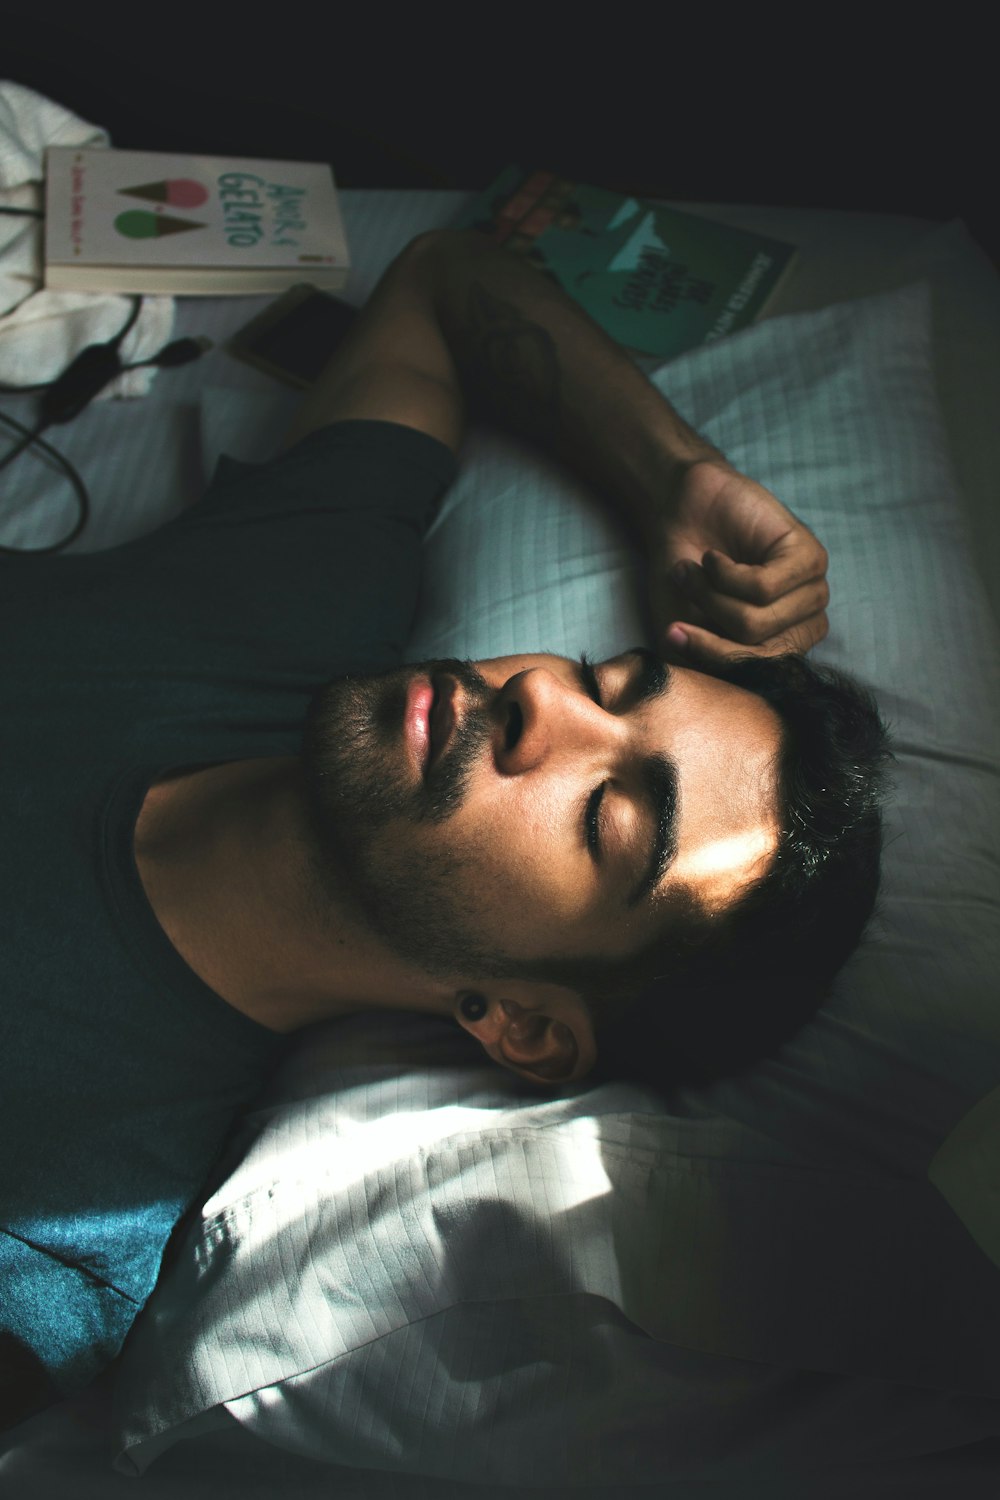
[0,229,889,1428]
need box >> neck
[134,757,452,1033]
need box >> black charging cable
[0,294,211,554]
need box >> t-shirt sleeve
[197,419,457,536]
[90,418,458,684]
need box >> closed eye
[578,654,611,858]
[577,649,674,883]
[578,652,602,705]
[578,656,606,859]
[585,782,606,857]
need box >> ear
[453,981,597,1087]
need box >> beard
[300,657,516,982]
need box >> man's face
[302,650,783,985]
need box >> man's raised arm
[285,229,829,663]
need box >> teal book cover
[455,167,797,358]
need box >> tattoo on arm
[462,282,561,441]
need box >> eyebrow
[619,649,679,907]
[627,751,680,908]
[625,646,672,708]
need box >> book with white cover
[43,147,350,294]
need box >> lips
[427,674,457,771]
[403,672,459,776]
[403,676,435,771]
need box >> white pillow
[113,284,1000,1486]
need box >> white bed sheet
[2,191,999,1498]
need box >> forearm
[285,227,827,661]
[418,228,729,542]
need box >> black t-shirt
[0,419,457,1398]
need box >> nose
[496,666,621,776]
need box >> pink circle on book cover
[167,179,209,208]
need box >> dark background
[6,15,995,262]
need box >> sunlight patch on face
[673,824,777,912]
[684,826,776,879]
